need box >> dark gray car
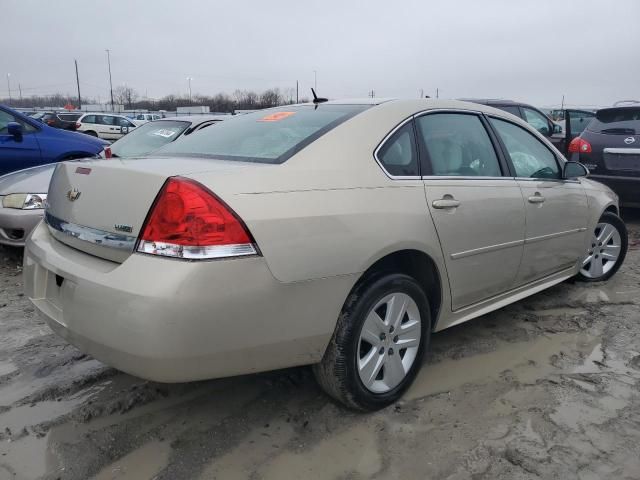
[568,106,640,207]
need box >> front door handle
[528,193,545,204]
[432,197,461,209]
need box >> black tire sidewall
[578,212,628,282]
[343,273,431,410]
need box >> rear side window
[490,117,560,179]
[588,108,640,134]
[58,113,82,121]
[417,113,502,177]
[376,122,419,177]
[156,105,369,164]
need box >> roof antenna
[311,88,328,105]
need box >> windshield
[588,107,640,134]
[155,104,369,164]
[110,120,191,157]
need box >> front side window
[157,104,369,164]
[490,117,560,179]
[82,115,96,124]
[417,113,502,177]
[0,109,37,133]
[99,115,116,126]
[522,107,551,136]
[496,105,521,117]
[376,122,419,177]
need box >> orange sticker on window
[258,111,296,122]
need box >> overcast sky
[2,0,638,107]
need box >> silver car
[23,99,627,410]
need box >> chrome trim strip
[604,148,640,154]
[515,177,580,184]
[44,212,136,252]
[450,227,586,260]
[524,227,587,244]
[450,239,524,260]
[423,176,514,181]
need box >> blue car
[0,104,107,176]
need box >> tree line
[0,87,310,112]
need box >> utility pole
[74,59,82,109]
[6,73,11,106]
[296,80,299,103]
[18,84,22,101]
[420,88,424,98]
[369,89,375,98]
[436,88,439,99]
[561,94,565,110]
[186,77,192,103]
[105,49,114,111]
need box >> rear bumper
[0,208,43,247]
[24,221,354,382]
[588,174,640,206]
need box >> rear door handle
[432,198,461,209]
[528,193,545,204]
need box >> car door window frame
[414,109,511,179]
[485,114,572,182]
[373,117,422,179]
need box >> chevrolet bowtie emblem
[67,188,81,201]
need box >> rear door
[488,116,588,284]
[416,111,526,310]
[0,108,42,175]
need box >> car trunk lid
[44,157,261,263]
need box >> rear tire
[577,212,628,282]
[313,273,431,411]
[85,130,98,137]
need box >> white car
[75,113,138,140]
[134,113,162,123]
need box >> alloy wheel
[357,292,421,393]
[580,222,622,279]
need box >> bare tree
[113,85,139,108]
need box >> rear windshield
[588,108,640,134]
[111,120,191,157]
[155,104,369,164]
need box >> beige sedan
[23,99,627,410]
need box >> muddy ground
[1,212,639,480]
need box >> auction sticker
[258,111,295,122]
[152,129,178,138]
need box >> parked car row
[0,111,226,246]
[14,98,627,411]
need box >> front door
[488,116,589,284]
[416,112,526,311]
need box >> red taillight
[46,119,55,125]
[568,137,592,154]
[137,177,257,259]
[104,147,112,159]
[75,122,81,129]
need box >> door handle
[432,197,461,209]
[528,193,545,204]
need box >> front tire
[84,130,98,137]
[313,273,431,411]
[577,212,628,282]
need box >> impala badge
[67,188,81,201]
[114,224,133,233]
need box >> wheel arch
[350,249,443,331]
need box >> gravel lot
[1,211,639,480]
